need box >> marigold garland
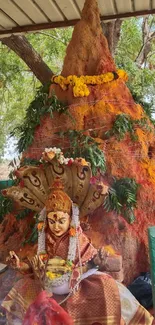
[141,159,155,183]
[37,222,44,231]
[69,227,76,237]
[51,70,128,97]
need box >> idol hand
[6,251,20,269]
[28,255,45,274]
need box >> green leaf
[104,177,139,224]
[56,130,106,175]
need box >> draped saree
[2,228,154,325]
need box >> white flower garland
[41,147,74,165]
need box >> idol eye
[59,219,66,224]
[48,219,55,224]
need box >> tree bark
[1,35,53,84]
[101,19,122,57]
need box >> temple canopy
[0,0,155,38]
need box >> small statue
[2,148,154,325]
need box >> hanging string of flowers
[51,70,128,97]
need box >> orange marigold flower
[39,253,48,261]
[69,227,76,237]
[37,222,44,231]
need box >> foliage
[105,114,152,141]
[57,130,106,175]
[0,193,13,222]
[132,92,155,126]
[27,28,73,74]
[104,177,139,224]
[0,43,38,161]
[20,158,42,167]
[115,17,155,109]
[0,189,32,222]
[22,222,38,245]
[11,86,68,153]
[0,28,73,160]
[16,208,32,221]
[105,114,136,140]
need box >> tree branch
[1,35,53,84]
[35,31,68,46]
[135,16,155,67]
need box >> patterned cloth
[117,282,154,325]
[1,229,154,324]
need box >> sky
[3,137,18,160]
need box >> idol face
[47,211,70,237]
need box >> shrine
[0,0,155,324]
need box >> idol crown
[45,178,72,214]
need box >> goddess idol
[2,148,154,324]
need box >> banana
[46,265,71,273]
[47,258,66,266]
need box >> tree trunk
[135,17,155,67]
[1,35,53,84]
[101,19,122,57]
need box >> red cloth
[23,290,73,325]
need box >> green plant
[21,222,38,245]
[105,113,153,141]
[105,114,136,140]
[0,193,13,222]
[11,85,69,153]
[132,92,155,126]
[104,177,139,223]
[22,224,38,245]
[20,158,41,167]
[57,130,106,175]
[16,208,32,220]
[135,117,153,132]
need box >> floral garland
[51,70,128,97]
[41,147,89,168]
[37,203,80,288]
[41,147,74,165]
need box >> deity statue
[2,148,154,324]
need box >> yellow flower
[141,159,155,183]
[104,245,116,256]
[46,271,62,280]
[51,70,128,97]
[117,69,128,82]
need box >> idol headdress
[2,147,109,218]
